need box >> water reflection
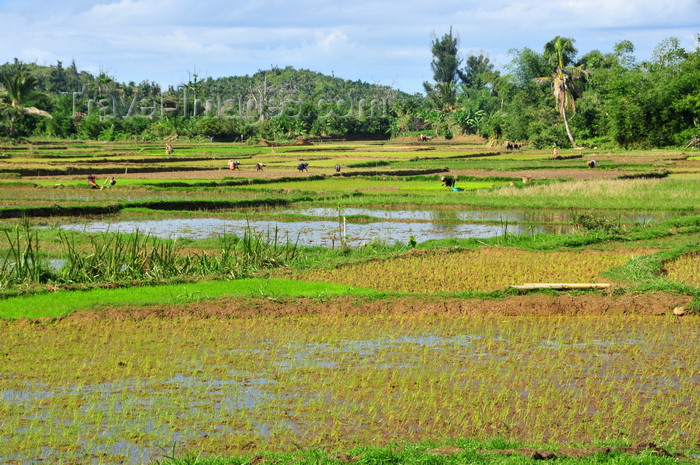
[281,207,686,224]
[56,217,567,246]
[53,207,688,247]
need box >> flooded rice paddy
[1,305,697,464]
[53,207,683,246]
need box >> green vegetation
[158,439,693,465]
[0,135,697,465]
[2,33,698,149]
[0,278,381,319]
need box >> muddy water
[281,207,677,225]
[57,217,540,246]
[55,207,683,246]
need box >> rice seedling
[1,140,698,465]
[294,248,638,293]
[1,308,696,463]
[663,252,700,287]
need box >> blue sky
[1,0,698,94]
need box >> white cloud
[0,0,697,93]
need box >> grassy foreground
[158,439,693,464]
[0,278,382,319]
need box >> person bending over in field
[256,162,266,171]
[586,160,597,168]
[440,175,457,188]
[87,174,99,189]
[297,162,309,172]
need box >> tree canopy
[0,33,697,148]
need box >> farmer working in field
[440,175,457,188]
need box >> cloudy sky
[1,0,698,94]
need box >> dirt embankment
[59,291,692,323]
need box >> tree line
[1,33,698,148]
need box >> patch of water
[52,207,690,246]
[281,207,689,224]
[0,258,66,272]
[54,217,566,247]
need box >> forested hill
[9,60,414,106]
[191,66,414,103]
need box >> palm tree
[0,64,51,118]
[534,36,589,147]
[0,68,37,108]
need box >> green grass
[159,438,696,464]
[236,177,507,192]
[0,278,382,319]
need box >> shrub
[571,213,622,234]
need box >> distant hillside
[1,60,418,105]
[191,66,414,103]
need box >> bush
[121,117,152,137]
[41,111,75,138]
[528,119,569,149]
[0,107,40,141]
[75,115,103,140]
[192,116,246,141]
[575,136,615,149]
[571,213,622,234]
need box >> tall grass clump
[187,226,299,279]
[58,226,299,284]
[571,212,623,234]
[2,223,300,293]
[0,220,57,288]
[59,229,181,282]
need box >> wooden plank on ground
[510,283,611,290]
